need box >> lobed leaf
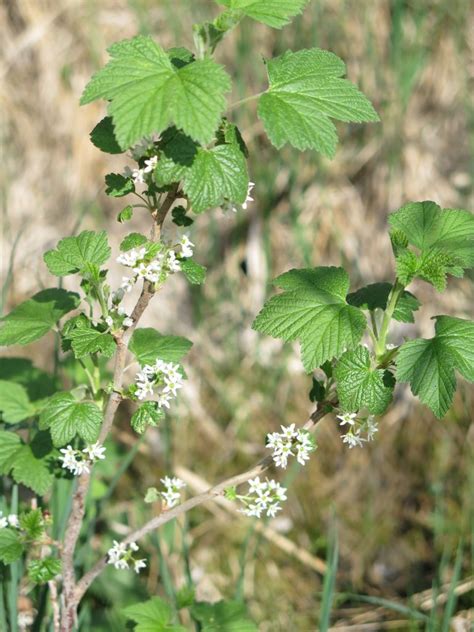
[131,402,165,434]
[191,600,258,632]
[252,267,366,372]
[0,381,34,423]
[396,315,474,418]
[216,0,309,28]
[44,230,110,277]
[28,558,62,584]
[105,173,135,197]
[347,282,420,323]
[334,346,394,414]
[130,328,192,366]
[123,596,187,632]
[0,529,24,564]
[155,128,249,213]
[81,36,231,148]
[181,259,207,284]
[0,289,79,346]
[258,48,379,157]
[39,392,102,447]
[389,201,474,291]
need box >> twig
[175,465,327,574]
[74,402,334,602]
[48,580,60,632]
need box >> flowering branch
[59,190,180,629]
[73,400,335,602]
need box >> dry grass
[1,0,473,629]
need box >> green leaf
[39,393,102,447]
[0,431,22,474]
[347,283,420,323]
[0,289,80,346]
[181,259,206,284]
[334,345,394,414]
[105,173,135,197]
[434,316,474,381]
[19,509,45,540]
[123,596,187,632]
[171,206,193,227]
[0,358,56,401]
[0,529,24,564]
[10,444,54,495]
[118,205,134,223]
[252,267,366,372]
[130,328,192,366]
[81,36,231,148]
[216,0,309,28]
[155,129,249,213]
[389,201,474,291]
[28,558,62,584]
[396,316,474,418]
[44,230,111,277]
[0,381,34,423]
[257,48,379,157]
[66,327,115,359]
[131,402,165,434]
[191,600,258,632]
[120,232,148,252]
[90,116,124,154]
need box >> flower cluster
[59,442,106,476]
[107,540,146,573]
[134,359,184,407]
[117,235,194,293]
[236,477,287,519]
[222,181,255,213]
[0,512,19,529]
[105,305,134,331]
[160,476,186,508]
[337,412,379,448]
[123,154,158,185]
[266,424,316,468]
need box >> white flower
[117,306,126,316]
[386,343,397,350]
[157,392,172,409]
[337,412,357,426]
[242,181,255,210]
[167,250,181,272]
[365,415,379,441]
[82,442,106,462]
[0,514,8,529]
[143,155,158,173]
[266,425,315,469]
[121,276,135,293]
[341,430,365,449]
[134,559,147,573]
[160,476,186,508]
[123,317,134,328]
[8,514,19,528]
[179,234,194,258]
[132,168,145,184]
[238,477,286,519]
[107,540,145,572]
[105,316,114,327]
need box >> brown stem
[74,401,334,602]
[59,190,179,629]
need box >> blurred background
[1,0,473,629]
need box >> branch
[74,401,335,602]
[59,188,180,626]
